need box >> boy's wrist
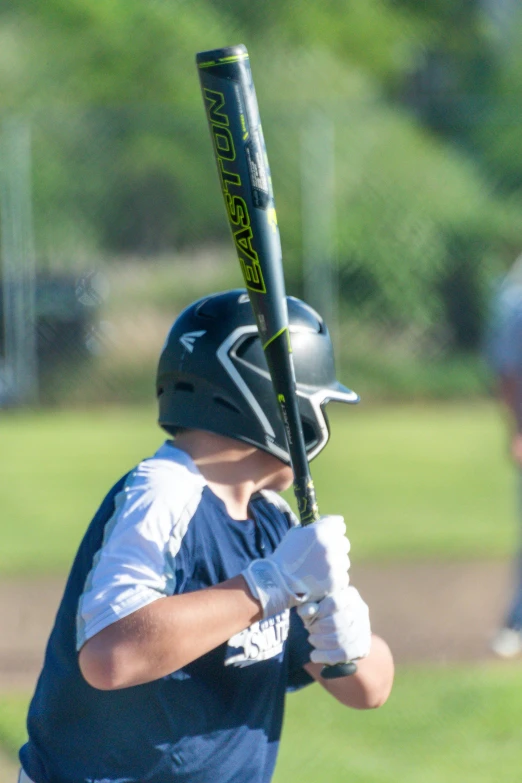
[242,559,300,619]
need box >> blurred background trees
[1,0,521,404]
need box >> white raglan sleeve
[76,461,202,650]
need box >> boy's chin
[265,467,294,492]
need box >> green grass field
[275,663,522,783]
[308,399,515,560]
[0,400,515,573]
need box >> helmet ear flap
[300,418,320,450]
[296,394,331,460]
[322,406,331,434]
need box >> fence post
[0,117,38,406]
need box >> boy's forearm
[78,576,262,690]
[305,634,394,710]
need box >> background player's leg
[491,468,522,657]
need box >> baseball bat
[196,44,356,679]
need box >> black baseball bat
[196,44,356,679]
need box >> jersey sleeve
[285,608,314,692]
[76,457,204,650]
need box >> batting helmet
[156,289,359,464]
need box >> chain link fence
[1,97,520,407]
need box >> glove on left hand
[242,515,350,619]
[298,585,371,666]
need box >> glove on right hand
[298,585,371,665]
[242,515,350,619]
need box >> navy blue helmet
[157,289,359,464]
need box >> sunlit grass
[274,662,522,783]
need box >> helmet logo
[180,330,206,353]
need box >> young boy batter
[18,290,394,783]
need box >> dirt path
[0,560,515,695]
[0,749,18,781]
[353,559,513,664]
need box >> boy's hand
[242,515,350,619]
[298,585,371,665]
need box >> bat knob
[320,661,357,679]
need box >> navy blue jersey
[20,443,313,783]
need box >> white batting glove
[298,585,371,665]
[242,515,350,619]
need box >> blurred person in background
[17,290,394,783]
[486,254,522,657]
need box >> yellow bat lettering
[203,89,229,126]
[226,194,250,227]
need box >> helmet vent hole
[174,382,195,392]
[214,395,241,414]
[235,335,258,358]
